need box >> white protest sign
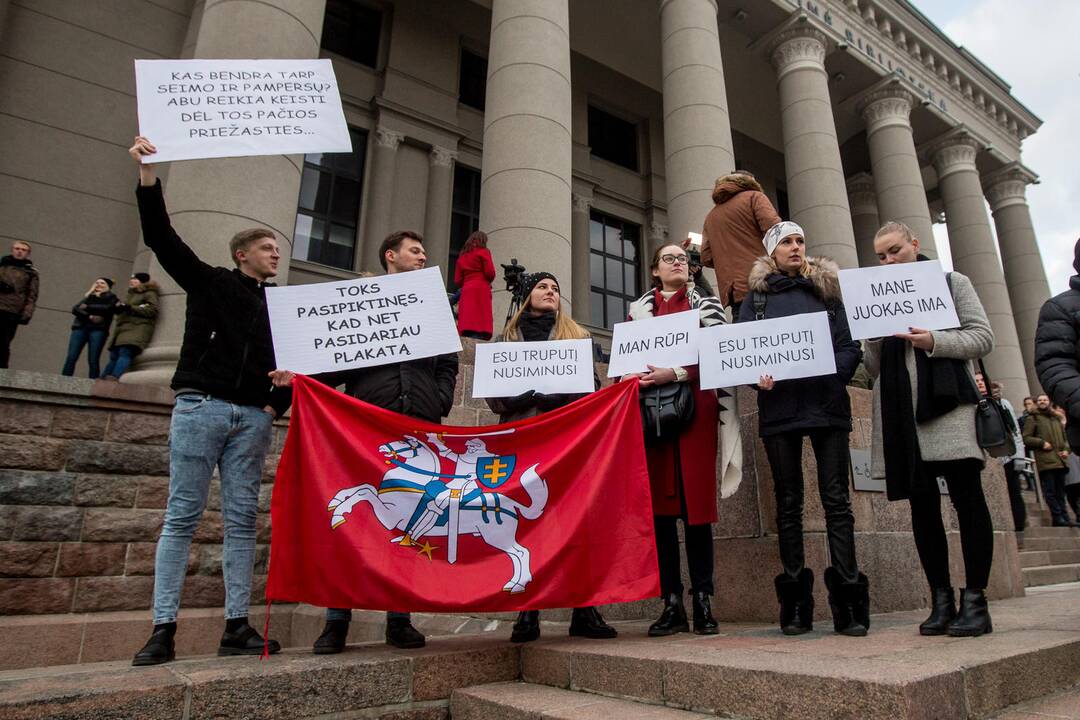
[606,310,700,378]
[134,59,351,163]
[471,339,594,398]
[837,260,959,341]
[698,311,836,389]
[265,266,461,375]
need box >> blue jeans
[61,327,108,378]
[103,345,137,378]
[152,394,273,624]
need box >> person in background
[975,373,1026,542]
[1020,396,1036,427]
[486,271,617,643]
[454,230,496,340]
[1035,238,1080,457]
[61,277,119,378]
[686,246,714,297]
[0,240,40,368]
[103,273,159,380]
[1023,394,1075,527]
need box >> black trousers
[1066,483,1080,521]
[1002,460,1027,531]
[0,311,19,369]
[1040,467,1070,524]
[654,514,714,597]
[909,459,994,590]
[762,428,859,583]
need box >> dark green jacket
[1023,410,1069,471]
[109,282,159,351]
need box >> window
[459,49,487,111]
[587,105,639,171]
[448,165,482,290]
[321,0,382,68]
[589,212,641,329]
[292,128,367,270]
[776,187,790,221]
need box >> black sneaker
[386,619,425,649]
[132,624,176,666]
[313,619,350,654]
[218,621,280,656]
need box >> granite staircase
[1020,494,1080,587]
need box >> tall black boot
[947,588,993,637]
[824,568,869,637]
[774,569,814,635]
[313,619,350,654]
[648,593,689,637]
[918,587,956,636]
[691,592,719,635]
[569,607,617,639]
[510,610,540,643]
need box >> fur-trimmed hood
[746,255,842,304]
[712,173,765,204]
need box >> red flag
[266,376,659,612]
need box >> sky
[919,0,1079,294]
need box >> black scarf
[0,255,32,269]
[519,311,556,342]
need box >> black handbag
[640,381,695,444]
[974,359,1017,458]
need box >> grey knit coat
[863,270,994,479]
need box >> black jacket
[70,291,119,331]
[1035,274,1080,451]
[135,180,291,415]
[314,353,458,423]
[738,256,861,437]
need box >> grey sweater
[863,270,994,479]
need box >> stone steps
[1022,563,1080,587]
[1019,549,1080,568]
[451,681,713,719]
[1021,536,1080,552]
[1024,525,1080,538]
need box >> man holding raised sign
[270,230,458,654]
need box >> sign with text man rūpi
[837,260,959,341]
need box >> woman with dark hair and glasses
[623,243,727,636]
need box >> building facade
[0,0,1049,406]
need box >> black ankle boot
[569,607,617,639]
[823,569,870,637]
[691,592,719,635]
[947,588,992,637]
[774,569,814,635]
[132,622,176,666]
[648,593,689,637]
[219,620,280,656]
[510,610,540,643]
[386,618,426,649]
[919,587,956,636]
[313,619,350,654]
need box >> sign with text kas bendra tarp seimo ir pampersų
[134,58,351,163]
[605,310,700,378]
[265,267,462,375]
[472,339,594,398]
[698,311,837,390]
[837,260,959,341]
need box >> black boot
[947,588,993,637]
[691,592,719,635]
[648,593,689,637]
[824,568,869,637]
[774,569,814,635]
[510,610,540,643]
[569,606,618,638]
[312,619,350,654]
[219,619,280,656]
[918,587,956,636]
[132,622,176,666]
[386,618,426,649]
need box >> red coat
[636,287,719,525]
[454,248,496,339]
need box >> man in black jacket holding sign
[128,136,292,666]
[270,230,459,654]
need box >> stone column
[570,192,592,325]
[858,86,937,257]
[928,132,1030,405]
[0,0,10,45]
[659,0,735,244]
[983,165,1052,395]
[424,145,456,282]
[125,0,327,385]
[360,126,404,272]
[770,26,857,268]
[847,172,881,268]
[479,0,572,321]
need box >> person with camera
[623,243,726,637]
[863,221,996,638]
[454,230,496,340]
[739,221,867,637]
[61,276,119,378]
[102,273,159,380]
[484,270,617,643]
[0,240,39,368]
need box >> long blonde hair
[503,298,590,342]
